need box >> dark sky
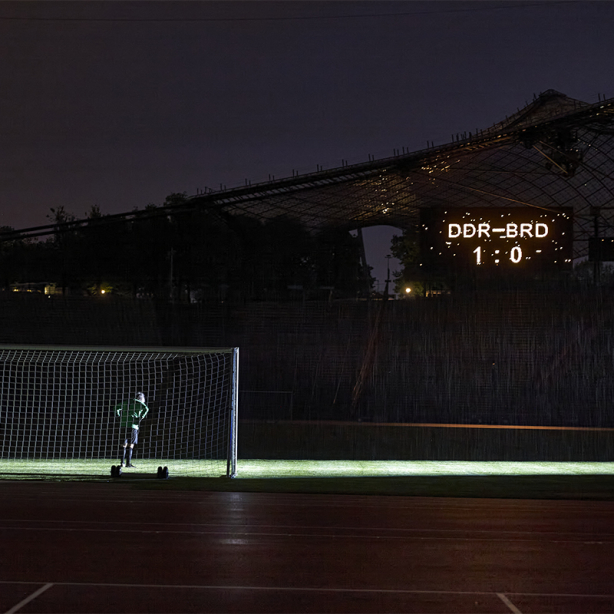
[1,1,613,285]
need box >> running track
[1,481,614,613]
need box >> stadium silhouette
[5,89,614,262]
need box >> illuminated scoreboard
[420,207,573,271]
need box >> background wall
[2,286,613,433]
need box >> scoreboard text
[420,207,573,271]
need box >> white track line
[1,581,613,600]
[4,517,614,539]
[4,583,53,614]
[0,581,527,595]
[1,524,612,544]
[2,491,614,513]
[497,593,524,614]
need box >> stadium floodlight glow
[0,345,239,478]
[405,287,411,294]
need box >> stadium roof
[183,89,614,259]
[6,89,614,259]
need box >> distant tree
[128,204,173,298]
[0,226,22,289]
[390,228,424,296]
[8,194,375,303]
[79,205,135,296]
[256,217,315,298]
[225,215,268,301]
[313,228,368,297]
[169,206,242,302]
[46,206,82,294]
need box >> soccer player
[115,392,149,468]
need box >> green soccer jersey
[115,399,149,430]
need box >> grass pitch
[239,459,614,477]
[2,459,614,500]
[2,458,614,479]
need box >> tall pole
[356,228,371,299]
[592,207,601,284]
[227,347,239,478]
[384,254,392,300]
[169,248,175,302]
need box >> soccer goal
[0,345,239,479]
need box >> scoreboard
[420,207,573,271]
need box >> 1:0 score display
[420,207,573,270]
[451,220,548,265]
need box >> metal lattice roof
[5,90,614,262]
[183,89,614,260]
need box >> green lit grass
[2,458,614,479]
[0,459,227,479]
[239,460,614,477]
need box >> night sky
[2,1,613,285]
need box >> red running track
[1,481,614,613]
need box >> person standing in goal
[115,392,149,468]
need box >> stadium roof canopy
[6,89,614,259]
[189,89,614,260]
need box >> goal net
[0,345,239,479]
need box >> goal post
[0,345,239,478]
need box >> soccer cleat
[126,463,136,468]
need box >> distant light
[405,287,411,294]
[101,290,106,294]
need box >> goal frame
[0,344,239,478]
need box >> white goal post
[0,345,239,478]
